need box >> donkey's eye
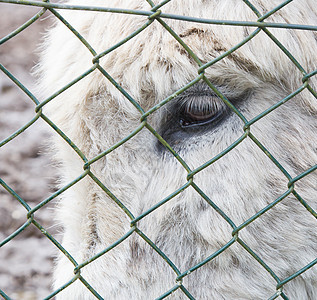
[179,97,226,128]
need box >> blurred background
[0,3,58,299]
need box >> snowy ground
[0,3,58,299]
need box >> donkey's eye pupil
[180,111,217,127]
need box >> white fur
[37,0,317,299]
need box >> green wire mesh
[0,0,316,299]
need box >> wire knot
[148,10,162,20]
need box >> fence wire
[0,0,316,299]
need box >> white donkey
[37,0,317,299]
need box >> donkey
[37,0,317,298]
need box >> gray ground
[0,4,58,299]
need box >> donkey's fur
[37,0,317,299]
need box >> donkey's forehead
[96,26,262,112]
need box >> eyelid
[171,82,251,128]
[178,95,228,128]
[182,95,226,115]
[177,82,251,105]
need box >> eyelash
[179,96,227,128]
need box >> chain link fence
[0,0,316,299]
